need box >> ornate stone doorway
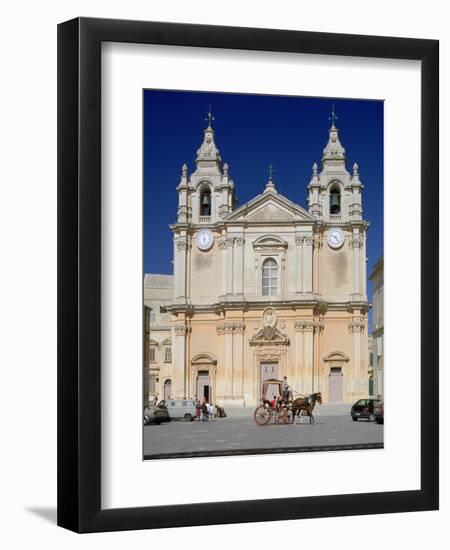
[191,353,217,402]
[196,370,211,402]
[323,351,349,403]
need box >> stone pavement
[143,403,383,459]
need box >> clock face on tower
[327,227,345,249]
[195,229,214,251]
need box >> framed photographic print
[57,17,439,532]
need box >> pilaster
[295,235,303,293]
[304,237,313,293]
[234,236,245,296]
[173,323,188,398]
[349,317,364,396]
[219,238,227,295]
[313,235,322,294]
[175,238,188,299]
[232,322,245,398]
[350,231,362,298]
[226,237,234,295]
[224,323,233,397]
[294,322,303,393]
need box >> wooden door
[164,379,172,400]
[329,368,343,403]
[196,371,211,401]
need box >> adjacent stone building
[144,274,173,405]
[145,113,371,406]
[369,256,384,399]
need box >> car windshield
[355,400,368,406]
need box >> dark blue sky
[143,90,383,314]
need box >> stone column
[349,317,364,396]
[303,321,314,394]
[313,236,322,294]
[350,232,362,297]
[173,323,187,398]
[313,318,324,393]
[186,237,191,299]
[295,236,303,293]
[234,237,245,296]
[185,321,191,399]
[232,323,244,400]
[176,239,187,298]
[294,321,303,394]
[303,237,313,293]
[219,238,227,296]
[360,323,368,395]
[226,237,234,295]
[224,323,234,397]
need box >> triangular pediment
[248,202,293,222]
[224,191,314,224]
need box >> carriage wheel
[275,409,286,424]
[283,409,294,424]
[254,405,271,426]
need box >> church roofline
[223,188,315,222]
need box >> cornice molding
[216,322,245,335]
[165,298,370,315]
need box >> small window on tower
[200,188,211,216]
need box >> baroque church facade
[146,113,370,406]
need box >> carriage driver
[282,376,291,402]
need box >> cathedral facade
[150,114,370,406]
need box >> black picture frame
[57,17,439,533]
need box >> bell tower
[307,108,363,223]
[176,108,237,225]
[307,107,368,304]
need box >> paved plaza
[143,404,384,459]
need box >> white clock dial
[196,229,214,251]
[327,227,345,249]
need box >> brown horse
[291,392,322,424]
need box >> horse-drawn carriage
[253,379,322,426]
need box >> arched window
[200,187,211,216]
[329,186,341,215]
[262,258,278,296]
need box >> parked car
[144,405,170,425]
[350,398,379,422]
[158,399,197,421]
[374,400,384,424]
